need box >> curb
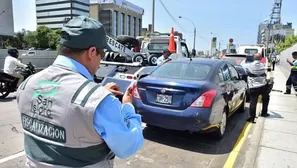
[241,117,265,168]
[235,99,264,168]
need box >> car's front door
[220,63,236,113]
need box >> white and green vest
[17,64,114,168]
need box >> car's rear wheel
[212,111,227,140]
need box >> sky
[12,0,297,51]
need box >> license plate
[156,94,172,104]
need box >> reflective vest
[17,64,114,168]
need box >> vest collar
[53,55,94,81]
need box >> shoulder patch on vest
[71,80,101,107]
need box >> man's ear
[87,47,97,60]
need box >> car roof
[170,58,223,66]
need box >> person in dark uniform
[284,51,297,95]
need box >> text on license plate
[156,94,172,104]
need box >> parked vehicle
[132,58,247,140]
[0,62,36,99]
[94,61,157,101]
[237,44,271,71]
[134,34,190,66]
[221,54,248,82]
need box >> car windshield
[150,62,211,80]
[147,43,176,51]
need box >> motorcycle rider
[3,48,27,87]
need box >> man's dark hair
[292,51,297,57]
[163,49,170,54]
[58,45,87,56]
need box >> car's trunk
[137,76,207,110]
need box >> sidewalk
[243,67,297,168]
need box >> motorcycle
[0,62,36,99]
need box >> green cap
[60,15,112,51]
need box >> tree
[276,35,297,53]
[4,29,27,49]
[24,30,37,48]
[48,29,61,50]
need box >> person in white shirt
[3,48,27,87]
[156,49,171,66]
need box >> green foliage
[276,35,297,53]
[5,26,61,50]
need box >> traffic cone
[168,27,176,53]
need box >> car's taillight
[190,90,217,108]
[132,84,141,99]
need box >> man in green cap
[17,16,144,168]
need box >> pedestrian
[284,51,297,95]
[241,53,272,123]
[3,48,27,87]
[17,16,144,168]
[271,52,277,71]
[156,49,172,65]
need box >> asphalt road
[0,93,249,168]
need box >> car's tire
[238,94,246,113]
[212,110,227,140]
[148,54,159,66]
[132,54,145,64]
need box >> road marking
[0,151,25,164]
[223,122,251,168]
[223,97,261,168]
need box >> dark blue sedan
[132,58,248,140]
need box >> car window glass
[150,62,211,80]
[221,64,231,81]
[214,69,224,83]
[227,64,239,80]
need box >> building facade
[90,0,144,38]
[36,0,90,29]
[257,22,295,45]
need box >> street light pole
[178,16,196,51]
[152,0,155,33]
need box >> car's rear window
[223,57,246,65]
[244,49,258,55]
[150,62,211,80]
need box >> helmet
[8,48,19,58]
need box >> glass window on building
[133,17,136,37]
[138,18,142,36]
[114,10,118,37]
[121,13,125,35]
[127,15,131,36]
